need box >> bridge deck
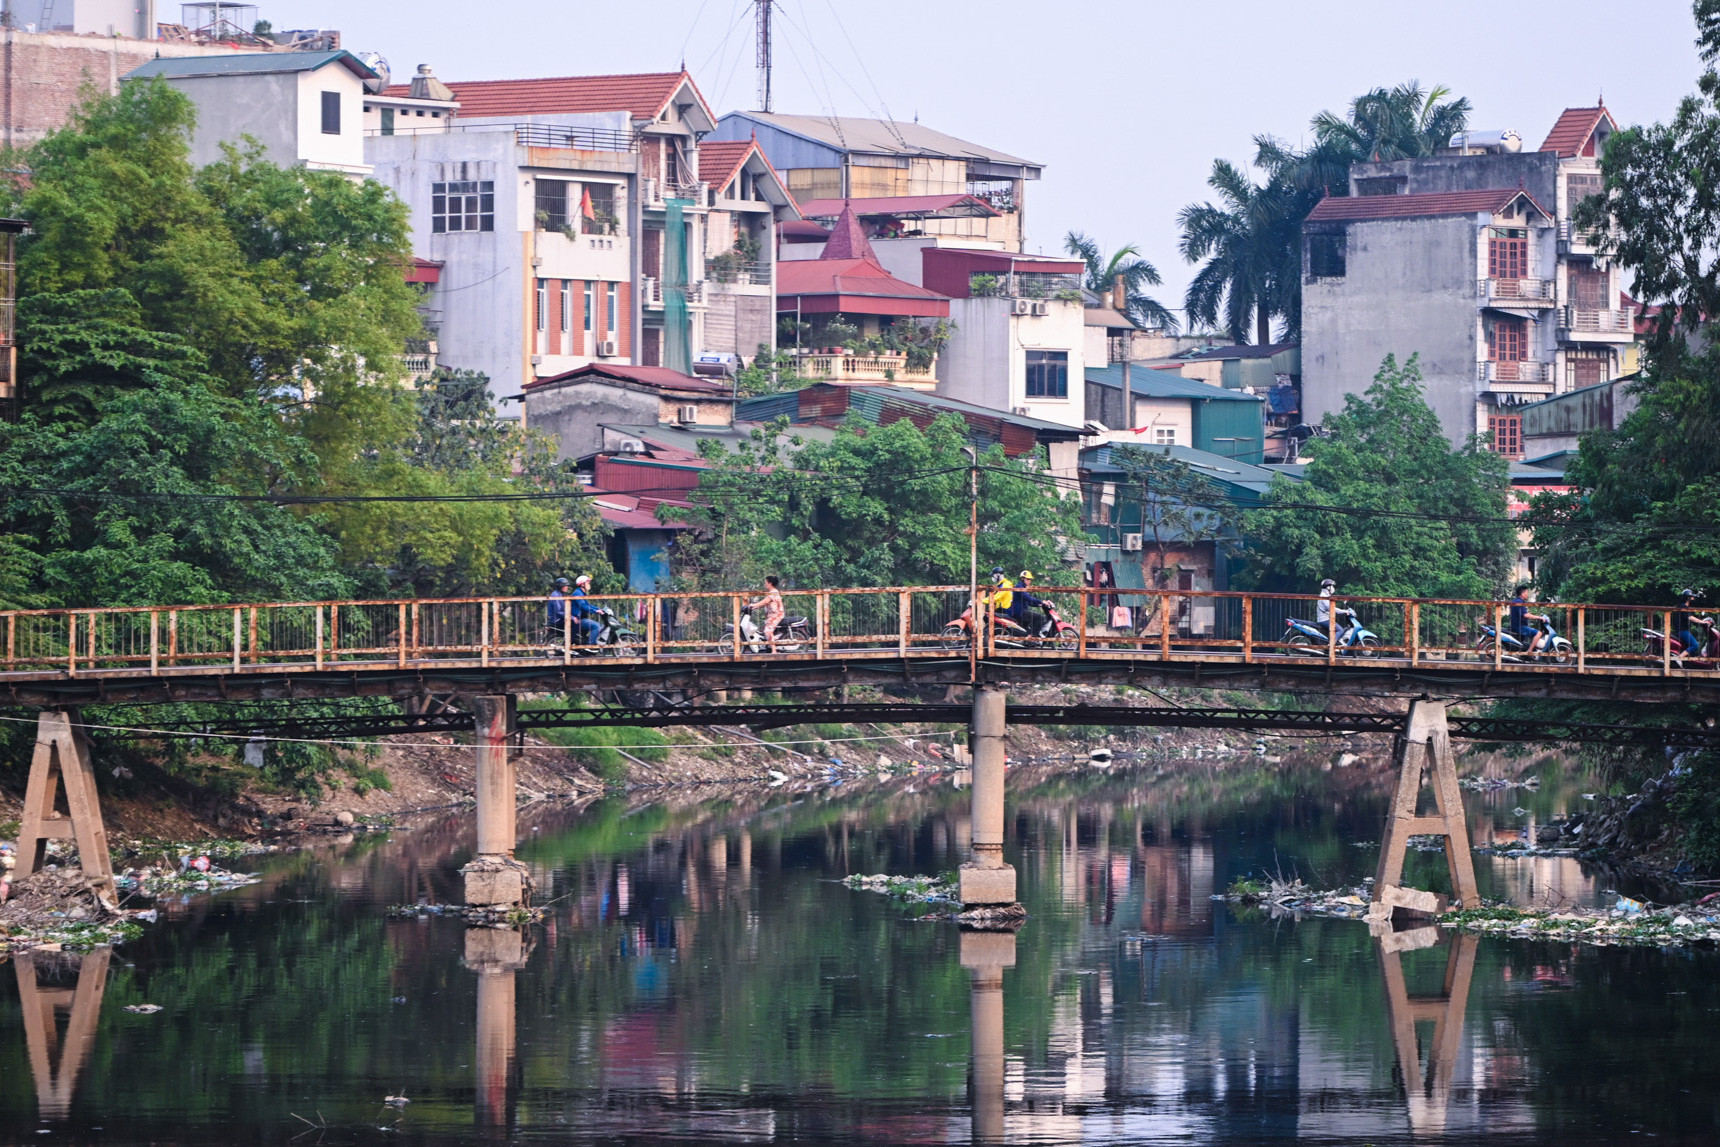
[2,587,1716,705]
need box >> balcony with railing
[641,177,708,209]
[1556,219,1599,254]
[968,271,1085,300]
[1478,277,1557,308]
[1476,359,1554,388]
[639,278,706,309]
[366,122,638,153]
[791,351,937,391]
[705,260,772,289]
[1559,305,1635,342]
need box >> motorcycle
[1643,615,1720,668]
[540,604,640,657]
[1281,607,1380,655]
[720,604,813,654]
[1477,614,1574,664]
[940,601,1077,651]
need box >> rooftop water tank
[1450,129,1522,154]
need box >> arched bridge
[1,585,1717,707]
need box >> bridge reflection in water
[15,948,110,1122]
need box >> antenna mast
[755,0,772,113]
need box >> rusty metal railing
[1,587,1715,682]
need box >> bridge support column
[1370,700,1479,919]
[16,710,116,910]
[462,695,528,909]
[16,948,110,1121]
[961,929,1014,1144]
[1375,928,1477,1135]
[958,686,1017,907]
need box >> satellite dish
[358,52,391,94]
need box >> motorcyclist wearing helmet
[1006,569,1049,633]
[547,577,573,632]
[1315,578,1357,643]
[986,567,1014,613]
[1508,584,1551,655]
[1675,588,1704,655]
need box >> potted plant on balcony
[970,273,1001,298]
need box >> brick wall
[1,29,274,148]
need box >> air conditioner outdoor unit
[677,404,699,424]
[597,339,618,357]
[1010,299,1033,316]
[617,438,645,454]
[529,354,543,365]
[1012,406,1031,416]
[1122,533,1144,552]
[1029,301,1049,316]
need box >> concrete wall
[1351,151,1558,214]
[159,66,367,172]
[1303,214,1486,445]
[938,297,1085,427]
[524,383,662,463]
[0,26,271,147]
[368,131,527,398]
[292,67,366,171]
[1128,396,1193,444]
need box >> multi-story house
[1300,105,1631,455]
[363,69,798,404]
[711,111,1040,252]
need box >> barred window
[431,180,494,233]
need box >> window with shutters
[431,181,494,233]
[584,282,596,337]
[1569,263,1607,310]
[1488,414,1522,458]
[1567,351,1609,391]
[1488,227,1528,279]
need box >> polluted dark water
[4,756,1720,1145]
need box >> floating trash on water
[1511,807,1530,817]
[384,1095,411,1106]
[1616,896,1646,915]
[124,1004,162,1014]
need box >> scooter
[1644,615,1720,668]
[720,604,813,654]
[1477,614,1574,663]
[1281,607,1380,655]
[941,602,1077,650]
[540,604,641,657]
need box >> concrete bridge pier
[461,696,529,910]
[1369,699,1480,919]
[961,929,1015,1144]
[16,948,111,1120]
[958,686,1018,908]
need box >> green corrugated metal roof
[1080,443,1286,500]
[1086,364,1263,402]
[125,50,374,82]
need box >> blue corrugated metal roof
[126,50,374,81]
[1086,364,1263,402]
[1080,443,1286,499]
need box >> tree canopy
[664,415,1087,592]
[1241,355,1513,599]
[1063,231,1176,330]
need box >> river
[2,756,1718,1145]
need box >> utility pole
[963,445,978,682]
[755,0,773,113]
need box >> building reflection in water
[15,948,110,1121]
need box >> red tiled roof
[1539,106,1616,158]
[526,363,732,394]
[796,194,999,220]
[385,70,708,122]
[776,257,951,309]
[698,140,756,194]
[821,204,874,261]
[1305,188,1549,223]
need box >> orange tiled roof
[384,70,707,122]
[697,140,758,193]
[1539,106,1616,157]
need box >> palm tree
[1063,231,1178,330]
[1177,159,1304,345]
[1260,81,1471,195]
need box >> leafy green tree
[1241,355,1513,598]
[1177,159,1304,344]
[665,415,1086,591]
[1063,231,1177,330]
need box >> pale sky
[283,0,1704,320]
